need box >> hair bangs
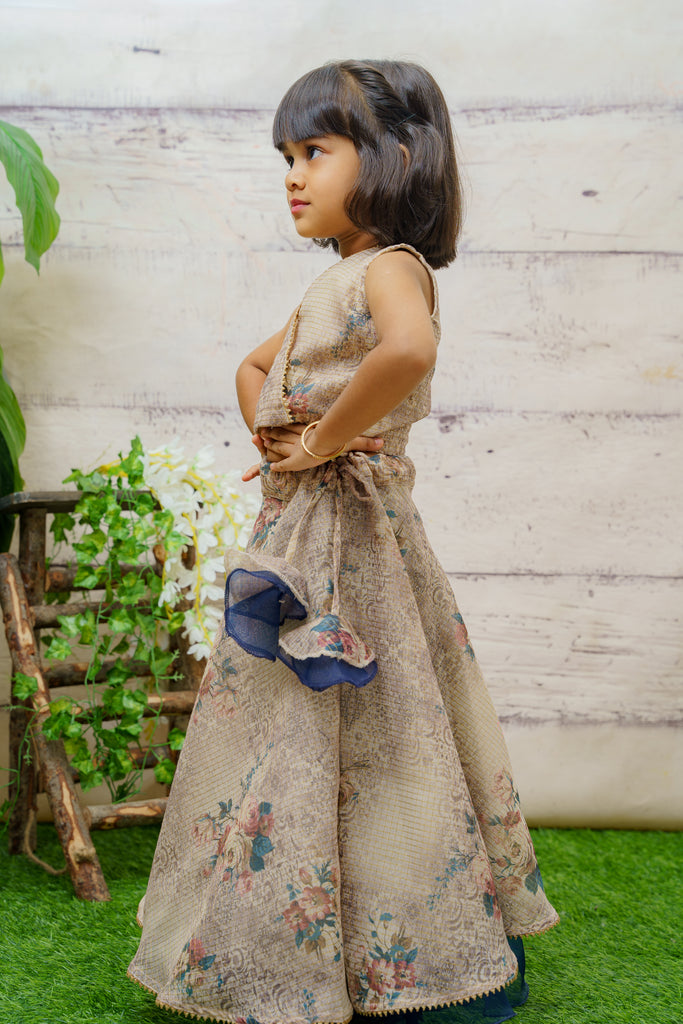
[273,67,354,150]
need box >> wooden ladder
[0,492,200,900]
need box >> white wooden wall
[0,0,681,826]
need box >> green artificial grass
[0,825,680,1024]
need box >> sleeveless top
[254,244,440,455]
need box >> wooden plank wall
[0,0,681,826]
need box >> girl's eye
[307,145,322,160]
[283,154,294,169]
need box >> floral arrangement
[10,436,258,802]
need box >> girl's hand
[260,423,383,473]
[241,434,267,482]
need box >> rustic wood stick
[0,552,111,900]
[8,702,37,854]
[8,508,48,852]
[86,798,167,830]
[0,490,158,516]
[19,508,46,605]
[23,807,67,876]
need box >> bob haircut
[272,60,463,269]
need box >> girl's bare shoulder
[365,248,433,313]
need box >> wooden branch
[145,690,196,715]
[0,552,111,900]
[0,490,158,516]
[19,508,46,604]
[86,798,167,830]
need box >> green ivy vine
[12,438,189,803]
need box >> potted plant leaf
[0,119,61,549]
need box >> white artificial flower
[137,439,256,660]
[187,640,212,660]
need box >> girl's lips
[290,200,309,213]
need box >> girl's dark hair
[272,60,463,269]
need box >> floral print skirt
[128,452,558,1023]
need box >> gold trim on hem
[507,911,561,940]
[127,964,523,1023]
[128,968,354,1024]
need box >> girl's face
[281,135,377,257]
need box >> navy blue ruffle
[225,567,377,692]
[278,650,378,692]
[225,568,306,661]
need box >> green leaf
[116,718,144,739]
[79,768,104,792]
[167,728,185,752]
[102,686,125,716]
[105,659,133,687]
[75,490,108,524]
[166,610,186,634]
[44,635,72,661]
[122,689,148,714]
[64,718,82,739]
[118,571,147,606]
[0,119,60,281]
[100,728,130,751]
[108,607,135,634]
[165,531,188,555]
[0,379,24,550]
[72,566,100,590]
[148,648,177,678]
[134,492,156,516]
[50,512,75,542]
[113,536,146,562]
[0,348,26,466]
[153,509,174,533]
[73,528,107,561]
[56,614,80,639]
[131,609,156,637]
[42,711,70,741]
[12,672,38,700]
[104,748,134,780]
[154,758,176,785]
[63,736,92,770]
[76,608,97,645]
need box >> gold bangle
[301,421,346,460]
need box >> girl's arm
[236,321,292,433]
[263,250,435,472]
[236,315,385,482]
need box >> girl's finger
[241,463,261,482]
[348,435,384,452]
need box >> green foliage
[0,118,61,286]
[0,119,60,549]
[12,672,38,700]
[35,438,189,802]
[0,346,26,550]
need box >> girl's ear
[399,143,410,167]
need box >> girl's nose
[285,162,303,191]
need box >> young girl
[128,59,558,1024]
